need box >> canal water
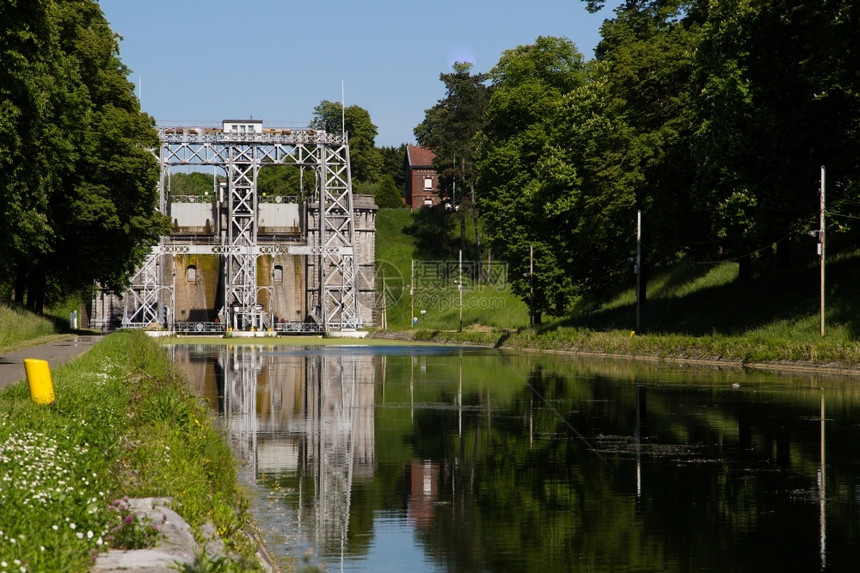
[168,343,860,572]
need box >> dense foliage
[0,0,170,312]
[414,0,860,323]
[311,99,384,184]
[415,62,490,258]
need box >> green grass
[377,209,860,367]
[375,208,529,331]
[0,302,57,347]
[0,330,262,572]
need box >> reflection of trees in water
[171,347,853,572]
[408,361,840,572]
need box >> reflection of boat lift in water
[217,346,374,564]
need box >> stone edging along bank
[90,497,275,573]
[368,330,860,377]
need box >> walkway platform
[0,335,102,390]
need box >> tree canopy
[417,0,860,322]
[0,0,169,312]
[476,37,590,321]
[415,62,490,263]
[311,100,384,184]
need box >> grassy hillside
[376,208,860,365]
[0,303,58,347]
[561,248,860,339]
[375,208,529,330]
[0,296,87,349]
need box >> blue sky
[100,1,617,147]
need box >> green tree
[595,2,706,292]
[0,0,168,311]
[692,0,860,276]
[378,144,407,191]
[311,100,383,184]
[0,0,71,305]
[549,62,640,307]
[415,62,490,264]
[167,172,215,197]
[476,37,589,322]
[374,175,404,209]
[257,164,314,199]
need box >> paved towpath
[0,334,103,389]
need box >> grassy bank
[376,209,529,330]
[0,303,57,348]
[0,330,262,572]
[375,209,860,368]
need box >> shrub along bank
[0,330,263,572]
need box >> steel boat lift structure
[121,121,363,334]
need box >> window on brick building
[424,177,433,190]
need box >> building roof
[406,145,436,168]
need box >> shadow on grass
[549,250,860,338]
[403,207,459,260]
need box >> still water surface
[168,343,860,572]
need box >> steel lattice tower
[121,125,362,332]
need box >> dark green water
[169,344,860,572]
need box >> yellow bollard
[24,359,55,405]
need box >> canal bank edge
[0,334,277,572]
[368,329,860,377]
[90,498,276,573]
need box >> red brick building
[405,145,441,209]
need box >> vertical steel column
[122,250,161,326]
[225,141,261,330]
[122,154,173,328]
[317,136,360,330]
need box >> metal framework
[122,250,174,329]
[122,126,361,332]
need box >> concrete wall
[170,202,217,235]
[258,202,301,235]
[172,254,221,323]
[257,254,306,324]
[306,194,378,327]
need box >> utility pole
[458,249,463,332]
[635,210,642,332]
[819,166,826,337]
[381,268,387,330]
[529,244,534,328]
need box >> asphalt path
[0,334,102,389]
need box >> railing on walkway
[174,322,226,335]
[170,321,324,335]
[274,321,323,334]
